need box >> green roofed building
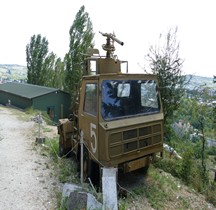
[0,82,71,122]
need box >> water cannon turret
[84,32,127,75]
[99,31,124,58]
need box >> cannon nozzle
[99,31,124,46]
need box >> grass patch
[43,137,79,184]
[1,106,30,121]
[58,158,78,183]
[25,107,53,125]
[120,166,180,209]
[38,136,80,209]
[141,167,172,209]
[44,137,59,161]
[121,164,215,209]
[43,127,53,133]
[153,149,216,208]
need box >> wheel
[83,148,91,182]
[90,161,100,190]
[81,148,100,189]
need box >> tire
[81,148,100,189]
[90,161,100,190]
[83,148,91,182]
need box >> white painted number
[90,123,97,153]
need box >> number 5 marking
[90,123,97,153]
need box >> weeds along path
[0,107,57,210]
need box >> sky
[0,0,216,77]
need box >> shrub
[207,146,216,156]
[153,158,182,178]
[180,149,193,184]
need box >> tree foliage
[174,91,215,137]
[41,52,56,86]
[52,57,64,89]
[146,27,187,132]
[26,5,94,94]
[26,34,64,89]
[64,5,94,101]
[42,53,64,88]
[26,34,48,85]
[173,88,216,174]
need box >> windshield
[101,80,160,121]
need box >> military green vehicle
[57,32,164,184]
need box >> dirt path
[0,107,57,210]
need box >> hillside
[0,64,27,82]
[0,64,215,90]
[186,74,216,89]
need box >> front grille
[139,126,151,136]
[152,124,161,133]
[110,132,122,144]
[109,123,163,157]
[152,134,161,144]
[124,141,137,152]
[139,137,151,148]
[123,129,137,140]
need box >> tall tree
[26,34,49,85]
[64,5,94,102]
[52,57,64,89]
[145,27,187,133]
[41,52,56,87]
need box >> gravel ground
[0,107,58,210]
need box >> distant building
[0,82,71,122]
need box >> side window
[84,83,98,116]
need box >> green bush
[206,182,216,206]
[153,158,182,178]
[25,106,40,117]
[180,149,193,184]
[45,137,59,161]
[154,149,210,193]
[207,146,216,156]
[190,163,209,192]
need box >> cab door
[79,80,99,159]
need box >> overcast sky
[0,0,215,77]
